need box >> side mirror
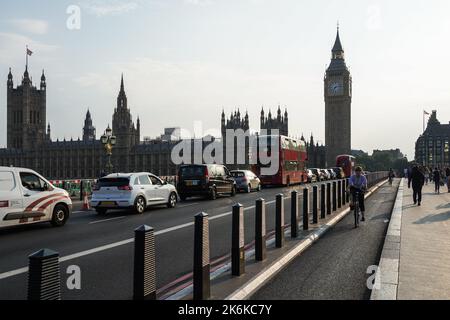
[43,182,49,191]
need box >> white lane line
[0,267,28,281]
[89,216,126,225]
[0,196,282,281]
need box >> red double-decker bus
[252,135,308,186]
[336,155,356,178]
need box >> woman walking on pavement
[409,165,425,206]
[425,167,430,185]
[433,167,441,194]
[446,167,450,193]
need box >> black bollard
[303,188,309,230]
[291,190,299,238]
[326,183,331,215]
[193,212,210,300]
[338,180,342,209]
[275,194,284,248]
[133,225,156,300]
[332,181,337,212]
[312,186,318,224]
[320,184,326,219]
[231,204,245,276]
[255,199,266,261]
[28,249,61,300]
[79,180,83,201]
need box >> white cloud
[184,0,213,6]
[9,19,49,35]
[81,0,139,17]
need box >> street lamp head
[110,136,117,146]
[105,126,112,137]
[101,135,108,144]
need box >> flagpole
[26,45,28,70]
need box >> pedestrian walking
[408,165,425,206]
[404,168,409,179]
[424,167,430,185]
[433,167,441,194]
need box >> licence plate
[101,201,116,206]
[186,180,199,186]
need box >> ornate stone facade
[0,69,177,179]
[415,110,450,168]
[260,106,288,136]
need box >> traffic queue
[0,154,355,230]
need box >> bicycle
[349,188,364,228]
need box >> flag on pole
[27,48,33,56]
[424,110,430,115]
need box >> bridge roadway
[0,179,396,300]
[252,179,400,300]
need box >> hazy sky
[1,0,450,159]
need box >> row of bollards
[27,175,394,300]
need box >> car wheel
[95,208,107,215]
[209,187,217,200]
[167,192,177,208]
[134,196,146,214]
[246,184,252,193]
[257,183,262,191]
[51,204,69,227]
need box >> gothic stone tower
[324,27,352,166]
[221,109,250,170]
[7,67,47,149]
[260,106,288,136]
[83,109,96,142]
[112,75,140,171]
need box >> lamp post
[101,126,116,175]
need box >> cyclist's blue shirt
[349,175,367,190]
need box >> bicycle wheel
[354,202,359,228]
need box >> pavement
[372,179,450,300]
[0,181,330,300]
[251,179,400,300]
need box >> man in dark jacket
[409,165,425,206]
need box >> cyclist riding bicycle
[388,168,395,185]
[348,167,368,222]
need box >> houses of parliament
[0,28,351,180]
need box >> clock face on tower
[327,79,344,96]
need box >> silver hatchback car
[230,170,262,193]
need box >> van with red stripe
[0,167,72,229]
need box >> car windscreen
[180,166,205,177]
[97,177,130,187]
[230,172,245,178]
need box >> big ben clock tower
[324,26,352,166]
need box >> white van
[0,166,72,229]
